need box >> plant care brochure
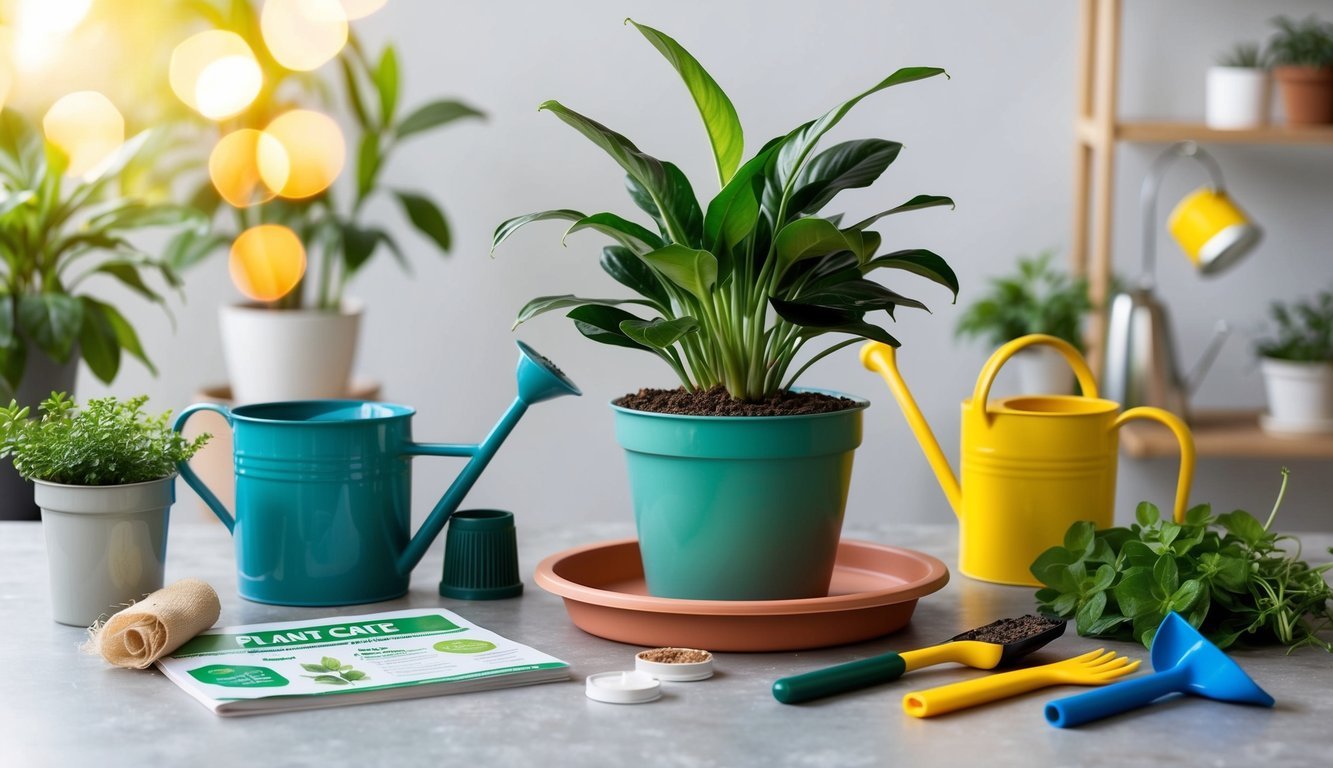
[157,609,569,716]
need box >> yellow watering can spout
[860,342,962,517]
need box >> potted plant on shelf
[0,110,204,519]
[1206,43,1270,130]
[493,20,957,601]
[166,0,483,403]
[1256,289,1333,436]
[1268,15,1333,126]
[954,252,1091,394]
[0,393,209,625]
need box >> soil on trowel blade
[953,615,1064,645]
[614,386,858,416]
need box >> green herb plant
[1031,469,1333,652]
[954,251,1091,351]
[1268,15,1333,68]
[0,393,208,485]
[0,111,205,395]
[301,656,368,686]
[1255,289,1333,362]
[492,20,958,401]
[169,0,484,311]
[1217,42,1268,69]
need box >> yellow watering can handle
[1113,407,1196,523]
[970,334,1100,416]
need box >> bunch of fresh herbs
[1256,289,1333,362]
[0,392,208,485]
[954,251,1091,352]
[1031,470,1333,652]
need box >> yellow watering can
[861,334,1195,587]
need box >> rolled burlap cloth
[89,578,222,669]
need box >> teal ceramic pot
[613,391,867,600]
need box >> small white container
[219,299,362,404]
[36,476,175,626]
[1259,358,1333,435]
[585,671,661,704]
[636,648,715,681]
[1206,67,1270,130]
[1014,346,1075,395]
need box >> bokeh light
[209,129,289,208]
[340,0,389,20]
[43,91,124,178]
[230,224,307,302]
[14,0,93,70]
[261,0,349,72]
[258,109,345,199]
[170,30,261,119]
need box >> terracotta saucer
[534,539,950,652]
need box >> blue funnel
[1045,613,1274,728]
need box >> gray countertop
[2,518,1330,768]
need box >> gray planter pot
[36,476,174,626]
[0,348,79,521]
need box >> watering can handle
[173,404,236,533]
[1113,407,1196,524]
[971,334,1100,415]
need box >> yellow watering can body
[862,334,1195,587]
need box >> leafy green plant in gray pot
[494,20,957,600]
[955,252,1091,394]
[0,393,209,625]
[0,111,204,519]
[1255,289,1333,435]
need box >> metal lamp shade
[1167,187,1262,275]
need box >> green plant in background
[954,252,1091,351]
[168,0,484,310]
[0,392,208,485]
[300,656,368,686]
[493,20,957,401]
[1031,470,1333,652]
[1217,42,1268,69]
[1256,289,1333,362]
[0,111,205,395]
[1268,15,1333,68]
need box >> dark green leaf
[1217,510,1268,546]
[640,244,717,301]
[392,190,451,252]
[1184,503,1212,527]
[1064,521,1096,555]
[563,212,662,254]
[703,141,779,251]
[1153,554,1180,593]
[770,299,902,347]
[83,262,165,304]
[395,100,485,141]
[620,316,699,350]
[514,295,654,329]
[93,299,152,372]
[862,249,960,302]
[375,45,400,125]
[77,298,120,384]
[17,294,83,361]
[600,245,670,308]
[789,139,901,215]
[1090,563,1116,593]
[792,279,929,318]
[1114,569,1157,618]
[491,209,585,254]
[1030,546,1077,588]
[773,218,860,279]
[623,163,704,248]
[850,194,956,230]
[1170,579,1205,613]
[1075,590,1108,633]
[566,305,650,351]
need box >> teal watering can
[174,341,580,606]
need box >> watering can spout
[860,342,962,517]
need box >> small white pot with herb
[0,394,208,625]
[1256,290,1333,435]
[1206,42,1270,130]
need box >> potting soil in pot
[615,386,856,416]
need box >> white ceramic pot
[36,476,174,626]
[219,300,362,404]
[1014,346,1075,395]
[1206,67,1270,130]
[1259,358,1333,435]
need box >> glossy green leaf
[1217,510,1269,546]
[514,295,654,329]
[641,244,717,301]
[1153,555,1180,593]
[395,100,485,141]
[627,19,742,185]
[375,45,400,125]
[623,163,703,247]
[850,194,956,230]
[769,297,901,347]
[1065,521,1096,555]
[600,245,670,309]
[566,304,650,350]
[94,298,151,371]
[491,209,585,254]
[563,212,662,254]
[393,190,451,252]
[773,218,860,279]
[1075,591,1108,633]
[620,316,699,350]
[1136,502,1161,527]
[794,279,928,318]
[77,297,120,384]
[703,142,777,251]
[789,139,901,215]
[17,294,83,360]
[862,249,960,301]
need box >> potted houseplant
[955,252,1091,394]
[1206,43,1270,130]
[493,21,957,600]
[0,393,208,625]
[1268,15,1333,125]
[0,111,203,519]
[167,0,483,403]
[1256,289,1333,435]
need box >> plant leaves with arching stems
[624,163,704,248]
[627,19,743,186]
[17,294,83,361]
[773,218,861,280]
[600,246,670,309]
[342,223,396,276]
[491,209,585,254]
[620,316,699,350]
[851,194,956,230]
[768,296,901,347]
[789,139,902,216]
[562,213,662,255]
[566,305,650,351]
[640,244,717,301]
[395,100,485,141]
[376,45,400,125]
[863,249,959,302]
[393,190,451,253]
[79,261,166,304]
[794,279,929,318]
[514,294,655,329]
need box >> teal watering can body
[175,341,579,606]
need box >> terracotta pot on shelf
[1273,66,1333,125]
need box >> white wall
[80,0,1333,532]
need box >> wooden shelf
[1120,409,1333,459]
[1115,121,1333,146]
